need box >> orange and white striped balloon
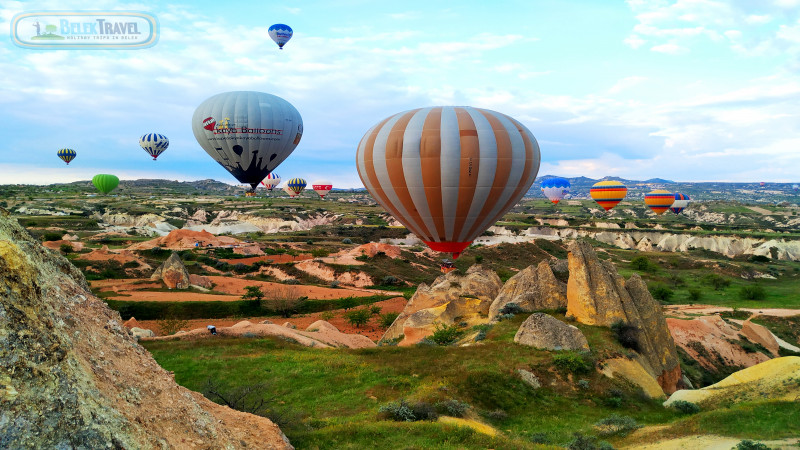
[356,106,541,259]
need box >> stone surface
[601,358,666,400]
[150,251,190,289]
[0,211,292,449]
[740,320,780,357]
[566,240,681,394]
[517,369,541,389]
[489,261,567,320]
[189,273,213,289]
[130,327,155,340]
[514,313,589,351]
[381,265,502,345]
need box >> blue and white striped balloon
[139,133,169,160]
[541,177,570,204]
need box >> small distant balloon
[312,180,333,199]
[670,193,690,214]
[590,180,627,211]
[268,24,293,49]
[793,184,799,191]
[645,190,675,215]
[139,133,169,160]
[541,177,570,204]
[286,177,306,197]
[760,182,766,187]
[92,174,119,195]
[57,148,76,165]
[261,173,281,191]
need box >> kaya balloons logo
[198,115,301,141]
[11,11,158,49]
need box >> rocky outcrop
[189,273,213,289]
[601,358,666,400]
[514,313,588,351]
[382,265,502,345]
[489,261,566,320]
[129,228,245,250]
[665,357,800,407]
[0,210,292,449]
[130,327,155,340]
[566,240,681,394]
[150,252,190,289]
[294,260,374,287]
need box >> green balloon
[92,174,119,194]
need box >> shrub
[687,288,702,302]
[429,323,463,345]
[648,282,673,302]
[265,286,306,318]
[739,284,766,301]
[704,273,731,290]
[499,302,524,315]
[320,311,335,321]
[529,432,552,444]
[631,255,654,272]
[567,432,613,450]
[311,248,329,258]
[345,308,371,328]
[749,255,770,263]
[329,280,340,288]
[735,440,770,450]
[670,400,700,414]
[42,232,63,242]
[485,409,508,421]
[284,279,300,285]
[241,285,265,303]
[552,352,593,374]
[611,320,640,352]
[341,238,353,244]
[379,312,399,328]
[577,379,590,390]
[410,401,438,421]
[434,399,470,418]
[59,243,73,254]
[378,400,415,422]
[474,254,484,264]
[380,275,400,286]
[306,240,314,245]
[157,316,188,336]
[594,414,641,437]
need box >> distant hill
[644,178,676,184]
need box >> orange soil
[128,229,244,250]
[137,296,407,340]
[220,254,312,265]
[664,304,800,318]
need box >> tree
[241,285,265,303]
[345,308,371,328]
[265,285,306,318]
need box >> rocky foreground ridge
[0,210,293,449]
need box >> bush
[529,432,552,444]
[735,440,770,450]
[157,316,188,336]
[739,284,766,301]
[434,399,470,417]
[485,409,508,421]
[648,282,673,302]
[409,401,438,421]
[749,255,771,263]
[499,302,524,315]
[241,285,265,303]
[378,400,415,422]
[369,305,382,315]
[429,323,463,345]
[552,352,593,374]
[577,379,590,390]
[594,414,641,437]
[611,320,640,351]
[670,400,700,414]
[59,243,73,254]
[631,255,655,272]
[380,275,400,286]
[320,311,335,321]
[567,432,613,450]
[342,238,353,244]
[687,288,702,302]
[42,232,63,242]
[704,273,731,290]
[474,254,484,264]
[329,280,340,288]
[379,312,399,328]
[311,248,329,258]
[345,308,371,328]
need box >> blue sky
[2,0,800,187]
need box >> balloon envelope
[261,172,281,190]
[645,190,675,215]
[541,177,570,204]
[670,193,690,214]
[191,91,303,190]
[590,181,627,211]
[287,177,306,196]
[268,24,293,49]
[92,174,119,194]
[312,180,333,198]
[139,133,169,160]
[356,106,541,259]
[57,148,76,165]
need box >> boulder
[489,261,567,320]
[150,252,190,289]
[0,209,292,449]
[517,369,541,389]
[566,240,681,394]
[130,327,155,340]
[381,265,502,345]
[514,313,589,351]
[189,273,213,289]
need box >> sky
[2,0,800,187]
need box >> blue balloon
[541,177,571,204]
[268,24,293,49]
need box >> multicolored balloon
[191,91,303,192]
[590,180,627,211]
[92,174,119,194]
[286,177,306,197]
[268,24,293,49]
[312,180,333,199]
[356,106,541,259]
[645,190,675,215]
[57,148,76,165]
[139,133,169,160]
[670,193,690,214]
[282,184,295,197]
[541,177,570,204]
[261,173,281,191]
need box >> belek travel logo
[11,11,158,49]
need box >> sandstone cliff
[150,251,191,289]
[0,210,292,449]
[489,260,566,320]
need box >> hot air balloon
[268,24,293,49]
[760,182,766,187]
[670,193,690,214]
[92,174,119,195]
[356,106,541,259]
[57,148,76,165]
[261,172,281,191]
[286,177,306,197]
[644,190,675,215]
[139,133,169,160]
[283,184,296,197]
[541,177,570,204]
[191,91,303,194]
[590,180,627,211]
[312,180,333,199]
[793,184,799,191]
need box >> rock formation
[189,273,213,289]
[0,210,292,449]
[514,313,588,351]
[150,252,190,289]
[382,265,502,345]
[489,261,567,320]
[566,240,681,393]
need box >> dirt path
[220,254,312,265]
[664,304,800,318]
[624,435,800,449]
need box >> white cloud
[650,43,687,53]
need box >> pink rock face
[188,274,212,289]
[151,252,190,289]
[667,316,772,371]
[740,320,780,357]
